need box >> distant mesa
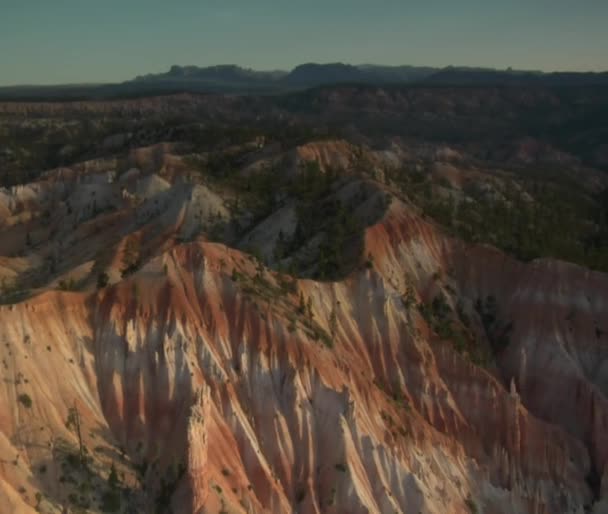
[281,62,372,86]
[135,64,287,84]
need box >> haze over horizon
[1,0,607,86]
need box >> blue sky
[1,0,607,85]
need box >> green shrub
[17,394,32,408]
[465,495,478,514]
[97,272,109,289]
[58,278,78,291]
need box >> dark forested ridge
[1,82,607,275]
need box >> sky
[1,0,607,86]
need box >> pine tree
[329,308,337,336]
[108,462,119,489]
[298,292,306,314]
[65,403,86,468]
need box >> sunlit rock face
[0,193,606,513]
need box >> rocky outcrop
[182,386,211,514]
[1,208,605,513]
[0,136,607,513]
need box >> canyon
[0,87,607,514]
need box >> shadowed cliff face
[1,194,607,513]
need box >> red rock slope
[0,198,606,513]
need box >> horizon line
[1,61,607,89]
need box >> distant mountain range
[130,63,440,90]
[2,63,608,100]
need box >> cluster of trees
[121,237,141,277]
[283,162,364,279]
[191,151,366,280]
[393,168,608,273]
[0,118,121,187]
